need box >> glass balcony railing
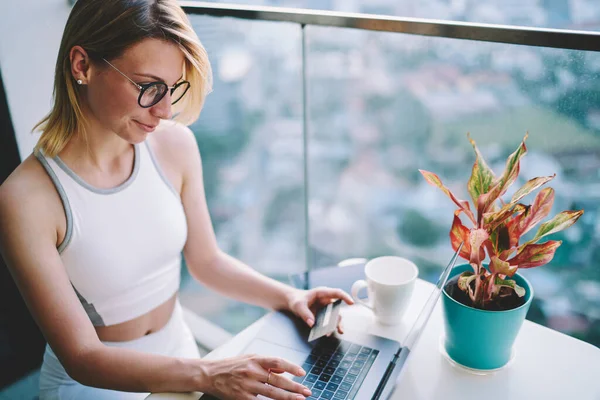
[178,2,600,348]
[179,15,305,333]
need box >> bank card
[307,299,342,342]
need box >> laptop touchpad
[243,339,309,373]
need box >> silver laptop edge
[402,242,463,352]
[377,242,464,399]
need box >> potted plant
[419,133,584,372]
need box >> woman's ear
[69,45,91,85]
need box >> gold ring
[267,370,272,385]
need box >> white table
[148,279,600,400]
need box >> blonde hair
[34,0,212,157]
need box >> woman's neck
[59,113,133,174]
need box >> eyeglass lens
[139,82,190,108]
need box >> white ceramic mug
[351,256,418,325]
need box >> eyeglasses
[102,58,190,108]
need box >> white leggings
[39,300,200,399]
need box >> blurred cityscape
[178,0,600,348]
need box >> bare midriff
[94,293,178,342]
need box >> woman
[0,0,353,399]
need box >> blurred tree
[192,110,261,206]
[396,208,443,247]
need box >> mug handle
[351,280,372,310]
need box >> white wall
[0,0,71,160]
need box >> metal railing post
[301,24,311,289]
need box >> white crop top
[36,141,188,326]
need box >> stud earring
[77,79,83,85]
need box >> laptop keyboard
[293,337,378,400]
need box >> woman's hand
[201,354,312,400]
[287,287,354,333]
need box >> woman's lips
[134,120,157,132]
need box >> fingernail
[297,395,305,400]
[303,388,312,396]
[298,368,306,376]
[307,318,314,327]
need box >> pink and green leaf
[494,276,526,297]
[457,271,475,292]
[510,240,562,269]
[506,205,531,248]
[458,271,478,301]
[449,211,485,268]
[529,210,584,244]
[450,210,472,261]
[496,134,529,197]
[477,134,528,219]
[485,177,552,234]
[515,187,555,238]
[484,203,527,233]
[484,238,497,259]
[499,247,515,261]
[469,228,489,266]
[467,134,495,206]
[420,169,476,224]
[510,174,555,204]
[489,256,518,277]
[490,224,511,256]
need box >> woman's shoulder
[147,120,201,174]
[0,154,63,222]
[149,120,197,154]
[1,154,56,200]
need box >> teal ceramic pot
[441,263,533,371]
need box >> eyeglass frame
[101,58,190,108]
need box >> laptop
[201,244,461,400]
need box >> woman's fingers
[249,380,309,400]
[258,357,306,377]
[295,301,316,327]
[262,371,312,398]
[206,355,313,400]
[270,368,286,374]
[243,364,311,400]
[316,288,354,305]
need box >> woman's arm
[195,250,300,311]
[0,163,203,394]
